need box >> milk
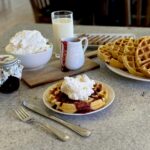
[52,18,74,53]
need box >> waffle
[136,37,150,66]
[97,42,125,69]
[110,37,135,63]
[123,39,138,55]
[97,43,113,63]
[122,55,144,77]
[135,37,150,77]
[121,39,144,77]
[109,58,125,69]
[140,63,150,77]
[45,81,108,113]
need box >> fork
[14,107,70,141]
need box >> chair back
[125,0,150,26]
[30,0,51,23]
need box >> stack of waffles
[97,36,150,78]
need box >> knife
[22,101,91,137]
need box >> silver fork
[14,107,70,142]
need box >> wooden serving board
[22,57,99,88]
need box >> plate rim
[106,63,150,82]
[42,80,115,116]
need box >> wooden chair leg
[136,0,142,26]
[146,0,150,26]
[125,0,131,26]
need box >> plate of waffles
[43,80,115,116]
[106,64,150,82]
[97,36,150,81]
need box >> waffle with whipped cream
[45,81,108,114]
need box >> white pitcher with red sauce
[60,37,88,71]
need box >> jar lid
[0,54,17,66]
[0,54,23,86]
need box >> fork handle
[36,121,70,141]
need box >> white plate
[43,81,115,116]
[106,64,150,82]
[76,33,136,48]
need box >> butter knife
[22,101,91,137]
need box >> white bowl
[9,47,53,70]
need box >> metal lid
[0,54,23,86]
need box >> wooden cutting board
[22,57,99,88]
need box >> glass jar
[0,54,23,93]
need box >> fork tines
[14,107,29,121]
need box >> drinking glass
[51,10,74,56]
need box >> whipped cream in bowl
[5,30,53,70]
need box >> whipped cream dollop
[5,30,51,55]
[61,74,95,101]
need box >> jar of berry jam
[0,54,23,93]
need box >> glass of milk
[51,10,74,56]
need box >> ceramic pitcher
[60,37,88,71]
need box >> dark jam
[52,91,91,113]
[0,54,23,94]
[0,76,20,93]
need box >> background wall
[0,0,34,37]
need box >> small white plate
[43,81,115,116]
[106,64,150,82]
